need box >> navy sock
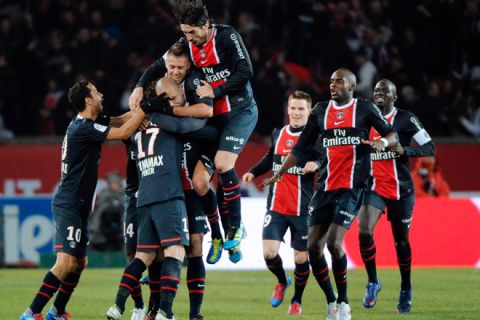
[159,257,182,318]
[187,256,206,318]
[219,169,241,228]
[53,272,81,314]
[265,255,287,285]
[332,255,348,304]
[115,258,146,313]
[359,233,378,284]
[396,241,412,290]
[29,271,61,314]
[310,255,336,303]
[199,189,223,240]
[292,260,310,304]
[216,184,229,233]
[147,260,163,312]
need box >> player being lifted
[265,69,397,320]
[358,79,434,313]
[129,0,258,259]
[243,91,316,316]
[19,80,156,320]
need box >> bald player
[358,79,434,313]
[265,69,397,320]
[106,79,189,320]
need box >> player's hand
[388,142,405,155]
[303,161,319,173]
[140,93,173,114]
[129,87,144,111]
[361,138,386,152]
[139,117,150,131]
[196,80,214,98]
[262,173,282,187]
[242,172,255,185]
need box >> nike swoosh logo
[201,60,208,64]
[334,121,345,125]
[233,146,241,150]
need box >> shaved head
[155,77,185,106]
[376,79,397,97]
[335,68,357,87]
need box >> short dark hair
[173,0,210,26]
[68,79,91,112]
[167,42,189,58]
[289,90,312,108]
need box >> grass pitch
[1,268,478,319]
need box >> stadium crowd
[1,0,480,138]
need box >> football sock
[159,257,182,318]
[219,169,241,228]
[359,233,378,284]
[147,260,163,312]
[332,254,348,304]
[187,256,206,318]
[115,258,146,313]
[396,240,412,290]
[29,271,61,314]
[53,272,81,314]
[291,260,310,304]
[216,184,229,233]
[199,189,223,240]
[265,255,288,285]
[310,255,336,303]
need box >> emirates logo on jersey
[286,139,294,147]
[200,50,206,58]
[336,112,344,119]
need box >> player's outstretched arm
[107,109,145,141]
[109,111,132,128]
[263,153,299,186]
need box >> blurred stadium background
[0,0,479,282]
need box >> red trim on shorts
[137,244,161,249]
[160,237,181,244]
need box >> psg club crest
[200,50,206,58]
[286,139,294,147]
[336,112,344,120]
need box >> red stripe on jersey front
[270,126,302,216]
[188,28,230,115]
[324,99,357,191]
[370,109,399,199]
[189,28,219,68]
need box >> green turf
[1,268,479,319]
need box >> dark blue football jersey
[52,115,110,210]
[135,121,184,207]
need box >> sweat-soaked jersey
[135,121,183,207]
[249,125,315,216]
[137,24,254,116]
[369,107,435,199]
[292,99,394,191]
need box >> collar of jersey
[383,107,397,119]
[332,98,355,109]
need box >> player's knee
[307,243,322,260]
[75,256,88,271]
[187,234,203,257]
[126,250,136,263]
[327,239,344,259]
[293,251,308,264]
[193,177,209,196]
[358,222,374,235]
[263,248,278,260]
[395,239,410,250]
[214,159,233,174]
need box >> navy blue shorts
[137,198,189,252]
[308,188,365,229]
[364,190,415,228]
[262,211,308,251]
[213,104,258,154]
[185,190,209,234]
[124,194,139,252]
[53,205,89,258]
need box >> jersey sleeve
[249,129,276,177]
[291,104,322,162]
[79,121,109,144]
[212,27,253,99]
[402,112,435,157]
[187,70,214,106]
[366,102,394,136]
